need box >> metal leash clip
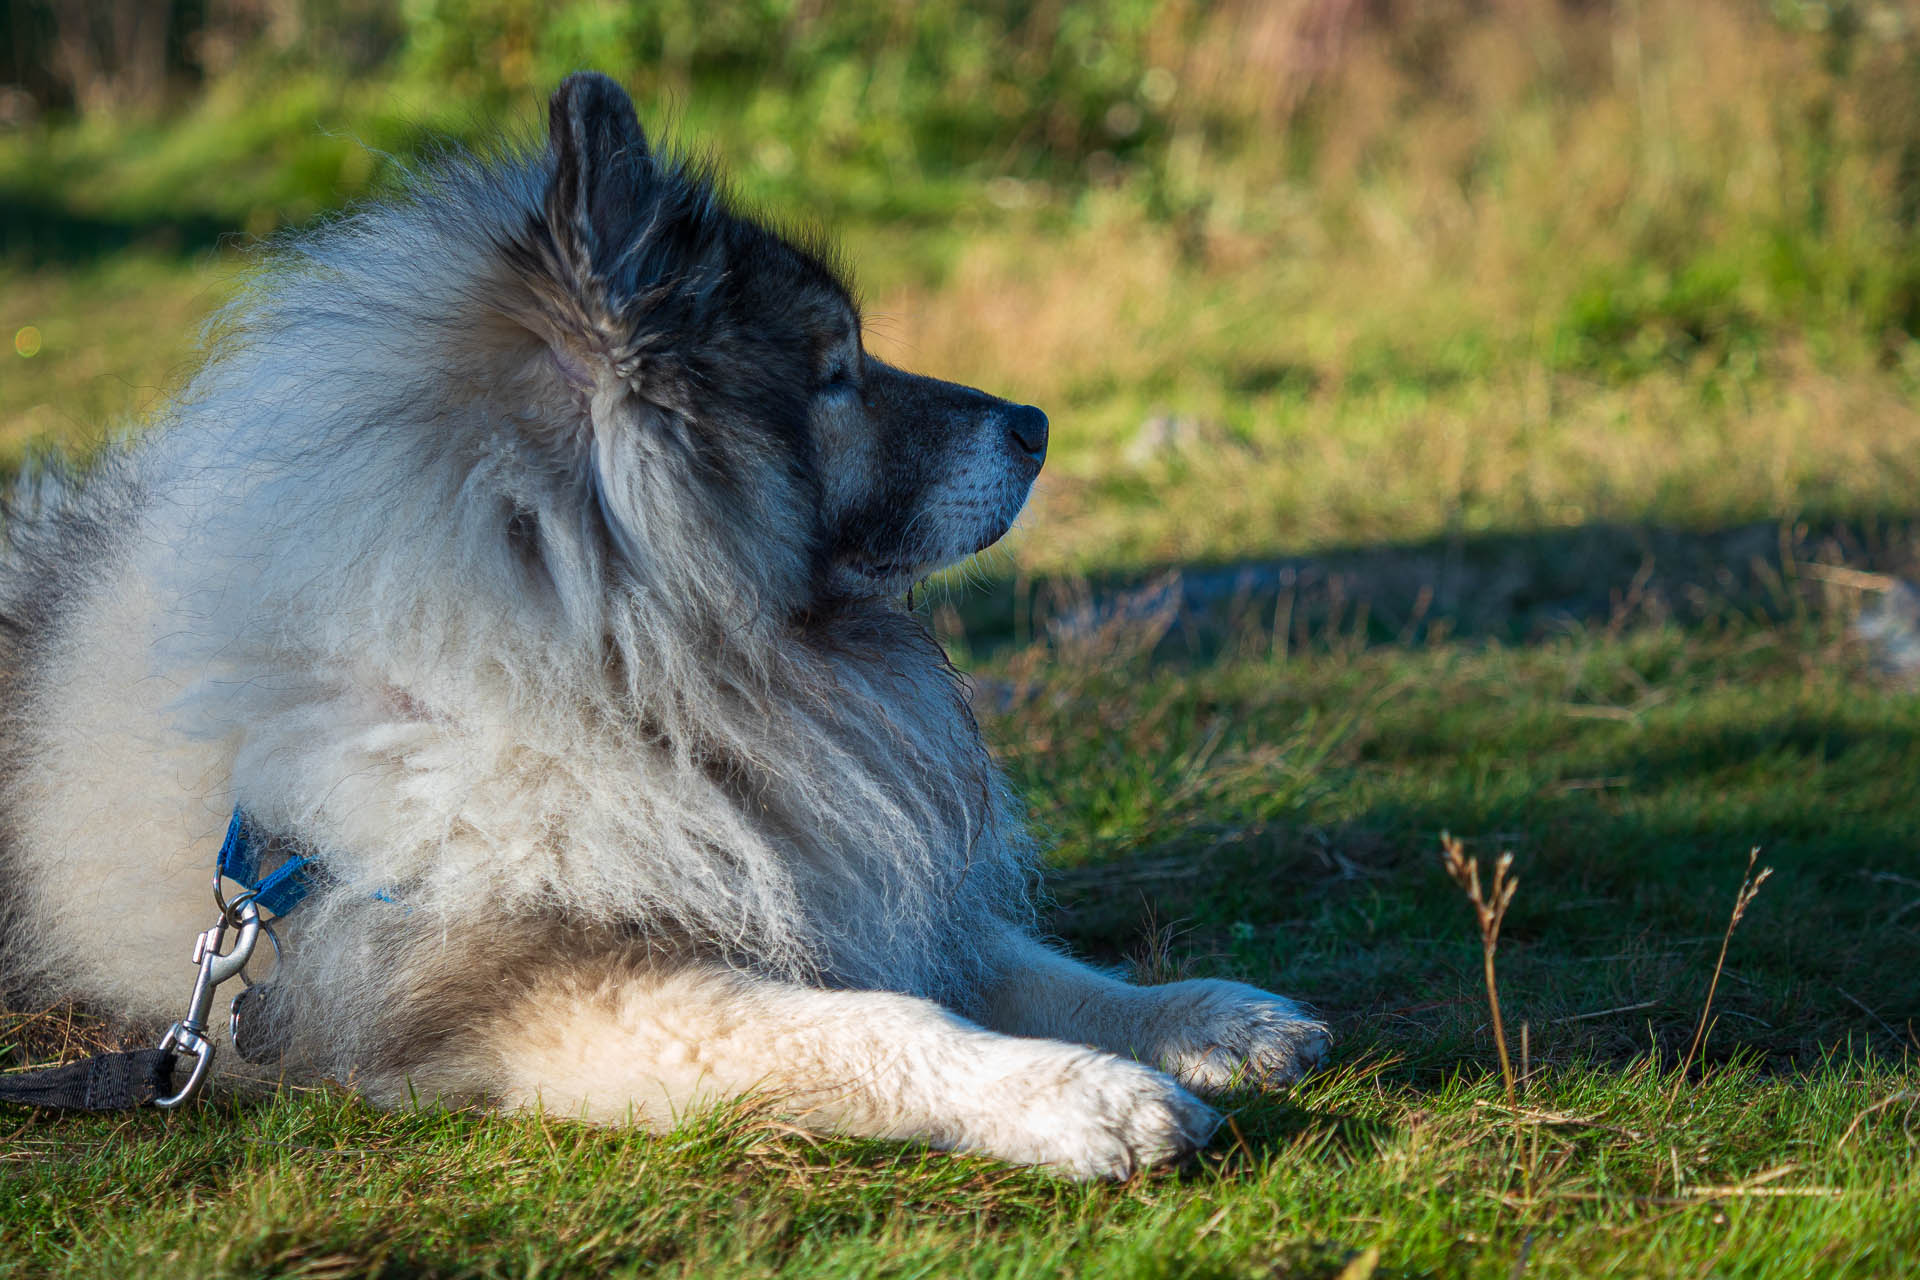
[152,892,263,1109]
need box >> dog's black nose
[1006,404,1049,461]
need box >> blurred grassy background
[6,0,1920,582]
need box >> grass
[7,1,1920,1275]
[3,1058,1917,1278]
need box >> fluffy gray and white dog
[0,74,1327,1177]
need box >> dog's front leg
[476,964,1218,1179]
[976,929,1331,1095]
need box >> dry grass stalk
[1440,832,1519,1106]
[1669,847,1772,1103]
[1128,899,1201,987]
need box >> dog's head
[487,73,1045,617]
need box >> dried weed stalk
[1128,899,1201,986]
[1668,847,1772,1104]
[1441,832,1519,1106]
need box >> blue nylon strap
[215,807,315,918]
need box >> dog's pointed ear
[546,72,649,287]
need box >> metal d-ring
[212,865,241,928]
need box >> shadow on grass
[942,513,1920,659]
[939,515,1920,1083]
[1041,741,1920,1076]
[2,191,237,265]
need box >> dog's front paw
[1138,979,1331,1095]
[983,1045,1219,1180]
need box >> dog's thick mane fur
[0,111,1028,1046]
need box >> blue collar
[215,808,317,917]
[217,808,405,916]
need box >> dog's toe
[1048,1060,1219,1180]
[1140,980,1332,1095]
[976,1046,1219,1180]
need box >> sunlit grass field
[6,2,1920,1276]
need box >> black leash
[2,889,266,1114]
[0,1049,177,1112]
